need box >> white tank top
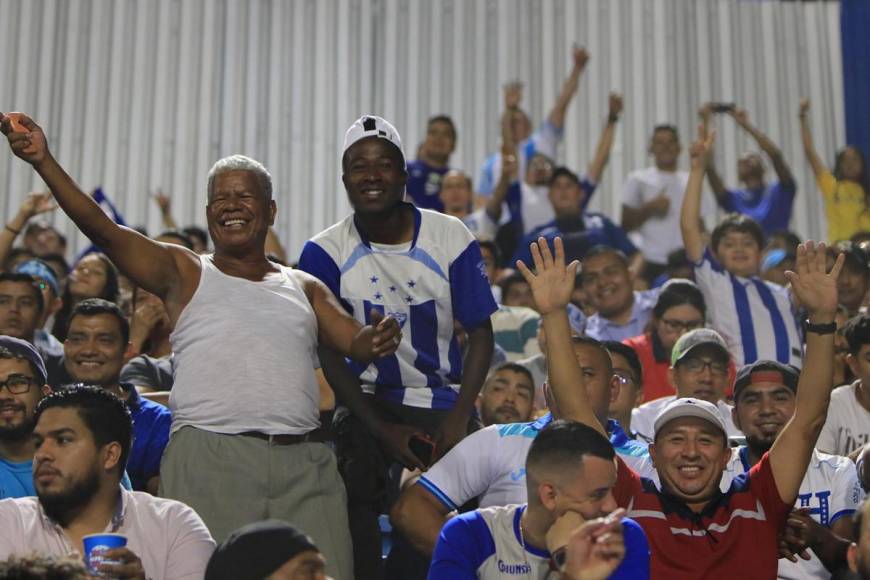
[168,255,320,434]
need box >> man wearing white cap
[298,115,497,578]
[0,112,405,580]
[518,234,846,578]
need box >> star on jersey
[407,280,417,288]
[374,292,383,300]
[370,275,379,284]
[405,295,414,304]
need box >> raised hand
[515,237,580,315]
[799,98,810,118]
[698,102,714,122]
[153,191,172,215]
[729,108,750,127]
[608,93,623,117]
[784,241,844,319]
[572,45,590,70]
[504,82,524,110]
[689,123,716,170]
[20,191,57,218]
[0,113,50,166]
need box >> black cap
[0,336,47,384]
[733,360,799,402]
[205,520,320,580]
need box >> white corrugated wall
[0,0,845,259]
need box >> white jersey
[694,249,803,368]
[725,447,863,580]
[818,381,870,456]
[462,207,498,241]
[631,396,742,443]
[419,415,650,510]
[298,205,497,410]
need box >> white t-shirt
[817,381,870,456]
[631,395,742,443]
[622,166,710,264]
[724,447,863,580]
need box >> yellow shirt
[817,171,870,242]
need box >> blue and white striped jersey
[694,248,803,368]
[477,121,562,196]
[298,204,498,410]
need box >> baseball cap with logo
[670,328,730,367]
[15,259,60,297]
[653,397,728,439]
[733,360,799,402]
[342,115,405,165]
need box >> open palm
[785,241,843,317]
[515,237,579,315]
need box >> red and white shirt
[614,452,791,580]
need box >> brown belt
[239,429,332,445]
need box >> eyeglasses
[0,375,35,394]
[680,359,728,376]
[613,372,636,386]
[660,318,704,333]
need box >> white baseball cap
[342,115,404,163]
[653,397,728,439]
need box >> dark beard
[0,414,36,441]
[38,466,101,528]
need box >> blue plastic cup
[83,533,127,575]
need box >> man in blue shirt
[406,115,457,212]
[60,299,170,494]
[428,420,649,579]
[701,105,797,236]
[512,167,642,271]
[0,336,52,499]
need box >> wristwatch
[803,319,836,335]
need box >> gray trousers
[160,426,353,580]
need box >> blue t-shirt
[512,213,638,267]
[406,160,450,212]
[720,181,796,235]
[1,457,133,499]
[428,503,649,579]
[122,384,171,491]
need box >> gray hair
[207,155,273,201]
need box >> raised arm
[0,113,196,305]
[586,93,622,184]
[680,125,715,262]
[698,104,729,206]
[730,108,795,187]
[0,191,56,267]
[516,237,605,436]
[153,191,179,230]
[769,242,845,505]
[547,46,590,129]
[799,99,829,177]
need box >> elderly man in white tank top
[0,112,404,580]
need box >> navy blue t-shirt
[406,160,450,212]
[719,181,796,235]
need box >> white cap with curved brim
[342,115,404,163]
[653,397,728,439]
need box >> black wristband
[804,320,836,335]
[607,113,619,124]
[551,546,567,571]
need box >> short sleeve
[816,404,840,455]
[609,517,650,580]
[614,456,643,509]
[580,177,597,212]
[419,427,500,511]
[622,172,643,208]
[298,240,344,305]
[450,240,498,331]
[829,459,863,526]
[816,171,838,199]
[120,357,158,390]
[163,500,217,580]
[719,190,737,212]
[428,512,493,580]
[477,154,498,196]
[748,452,792,529]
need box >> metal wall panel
[0,0,845,258]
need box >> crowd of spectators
[0,45,869,580]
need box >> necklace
[517,507,534,579]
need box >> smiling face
[581,252,634,319]
[63,314,126,387]
[206,170,276,255]
[714,230,761,278]
[68,254,109,299]
[650,416,730,508]
[342,137,407,216]
[0,356,46,441]
[670,345,730,404]
[654,304,705,352]
[733,381,795,454]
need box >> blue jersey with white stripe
[429,504,650,580]
[298,204,498,409]
[694,248,803,368]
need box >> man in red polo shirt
[516,233,844,579]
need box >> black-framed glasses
[0,375,35,394]
[660,318,704,333]
[680,359,728,376]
